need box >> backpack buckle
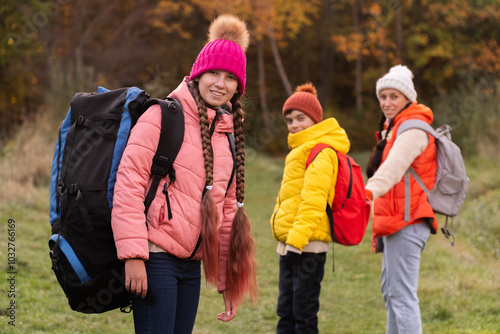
[152,155,169,177]
[441,216,455,246]
[76,115,85,125]
[169,169,176,183]
[153,155,169,167]
[152,166,166,177]
[68,184,78,194]
[56,182,64,196]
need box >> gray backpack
[397,120,469,245]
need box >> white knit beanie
[376,65,417,102]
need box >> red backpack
[306,143,370,248]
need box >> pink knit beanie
[282,83,323,124]
[190,15,249,95]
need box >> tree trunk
[317,0,336,106]
[353,0,363,115]
[355,55,363,115]
[257,40,271,130]
[268,26,293,96]
[396,0,404,63]
[381,47,387,75]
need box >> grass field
[0,138,499,333]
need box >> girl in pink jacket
[111,15,256,333]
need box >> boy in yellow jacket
[270,83,351,333]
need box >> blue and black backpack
[49,86,184,313]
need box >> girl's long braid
[189,80,220,285]
[226,95,257,305]
[378,112,386,133]
[191,82,215,186]
[232,98,246,204]
[366,112,389,178]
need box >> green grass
[0,148,499,333]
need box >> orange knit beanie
[282,83,323,123]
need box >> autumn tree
[1,0,48,138]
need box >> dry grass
[0,110,57,205]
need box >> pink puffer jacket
[111,78,236,291]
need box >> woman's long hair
[366,113,389,178]
[225,94,257,306]
[189,80,220,285]
[366,102,412,178]
[189,81,257,305]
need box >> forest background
[2,0,500,156]
[0,0,499,333]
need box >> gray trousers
[381,222,431,334]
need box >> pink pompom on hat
[190,15,250,96]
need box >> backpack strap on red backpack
[306,143,333,169]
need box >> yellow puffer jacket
[270,117,350,250]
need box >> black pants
[277,252,326,334]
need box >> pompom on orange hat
[282,83,323,123]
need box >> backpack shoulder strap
[306,143,334,169]
[396,119,437,138]
[225,132,236,194]
[143,98,185,215]
[305,143,337,225]
[397,119,436,222]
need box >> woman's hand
[124,259,148,299]
[217,291,237,322]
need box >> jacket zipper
[188,235,202,260]
[162,182,173,220]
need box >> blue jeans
[381,223,430,334]
[131,252,201,334]
[277,252,326,334]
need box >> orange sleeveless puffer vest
[372,103,438,237]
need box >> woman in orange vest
[365,65,438,334]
